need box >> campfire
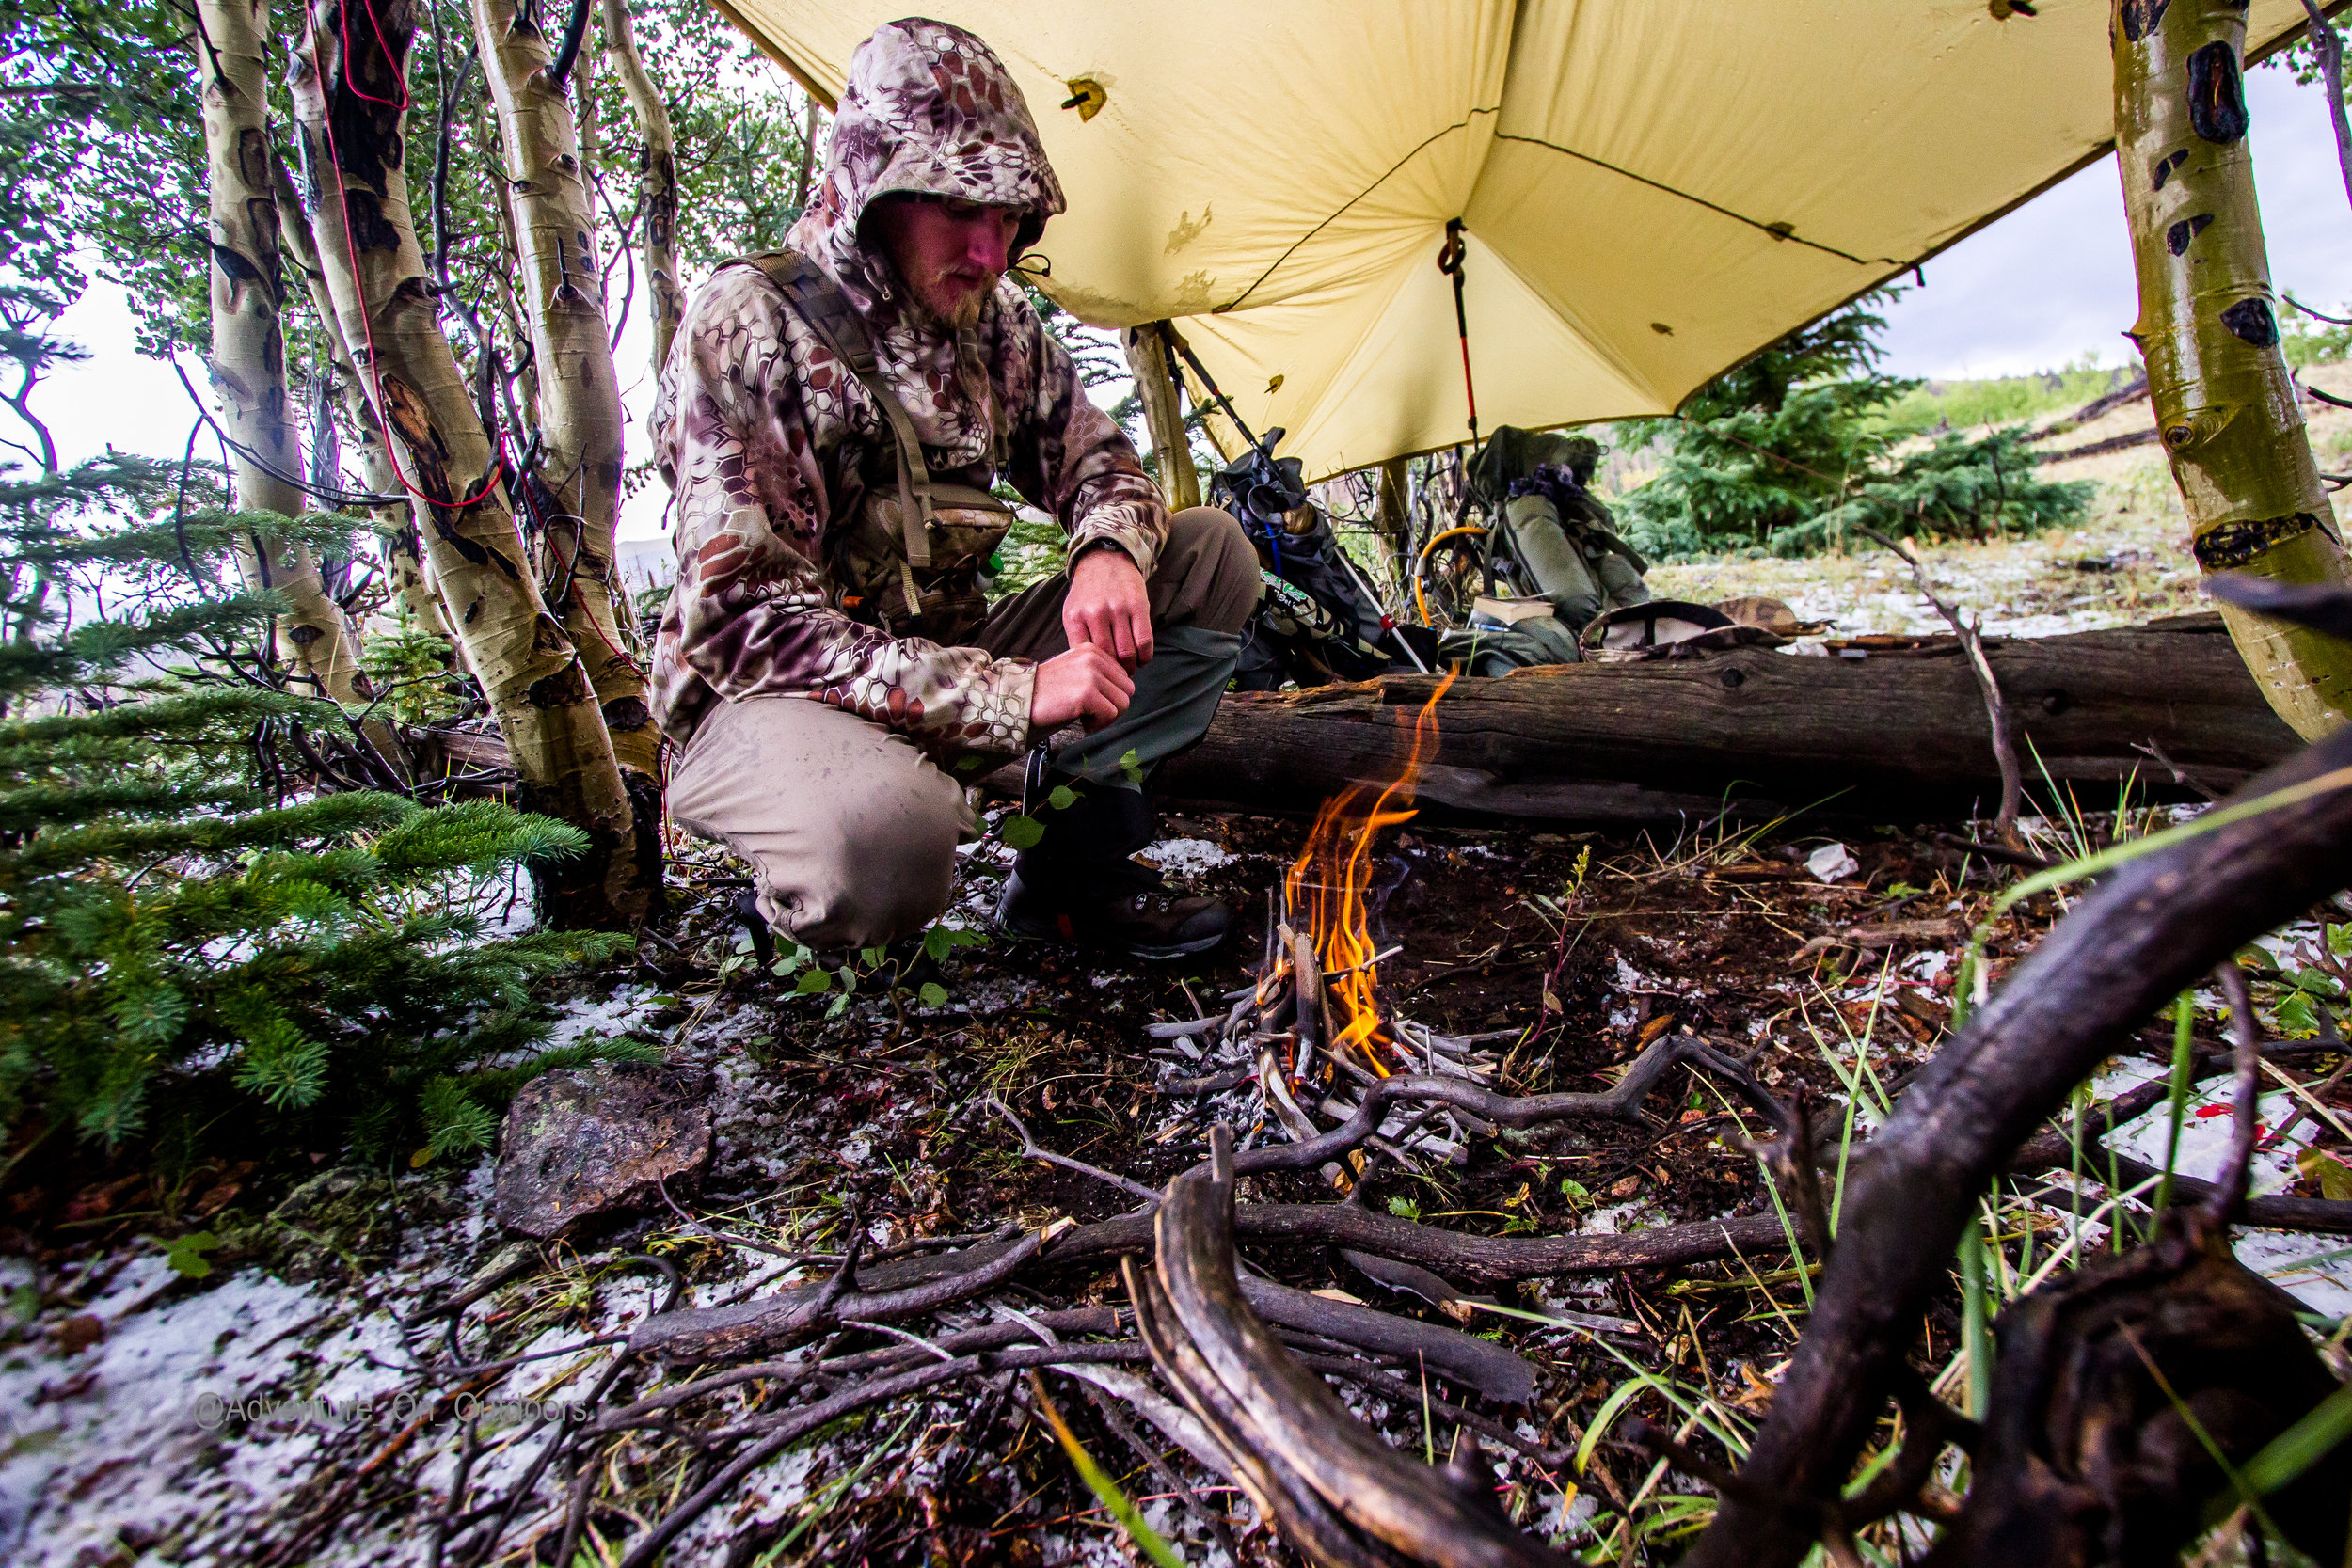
[1151,673,1510,1181]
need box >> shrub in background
[1614,293,2091,561]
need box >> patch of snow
[2043,1056,2352,1312]
[0,1260,417,1566]
[1139,837,1234,879]
[543,985,663,1049]
[2087,1058,2312,1198]
[1904,949,1954,981]
[2236,1231,2352,1319]
[1581,1200,1661,1236]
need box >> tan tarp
[713,0,2327,481]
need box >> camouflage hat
[819,18,1066,258]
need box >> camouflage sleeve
[994,292,1170,578]
[652,267,1035,761]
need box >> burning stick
[1281,673,1454,1080]
[1146,676,1517,1171]
[1290,927,1323,1070]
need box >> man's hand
[1062,546,1154,669]
[1031,644,1135,732]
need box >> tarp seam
[1489,132,1904,268]
[1217,104,1502,315]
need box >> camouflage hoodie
[647,17,1168,761]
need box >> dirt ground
[7,374,2352,1567]
[5,778,2349,1566]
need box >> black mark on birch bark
[2120,0,2171,43]
[2219,296,2278,347]
[2187,42,2249,145]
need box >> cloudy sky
[1878,60,2352,379]
[28,53,2352,541]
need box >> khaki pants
[668,507,1260,949]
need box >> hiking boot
[998,782,1231,958]
[995,865,1232,958]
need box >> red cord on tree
[305,0,505,513]
[342,0,410,110]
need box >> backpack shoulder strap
[735,249,934,568]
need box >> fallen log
[1155,613,2295,825]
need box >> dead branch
[1291,1352,1561,1465]
[2301,0,2352,215]
[1049,1198,1795,1286]
[981,1094,1162,1203]
[611,1339,1153,1568]
[1859,525,2024,845]
[1066,1370,1244,1563]
[2208,961,2265,1226]
[1130,1125,1568,1567]
[1917,1225,2351,1566]
[1231,1033,1788,1177]
[1931,831,2057,871]
[591,1307,1125,1434]
[625,1227,1043,1363]
[1237,1275,1535,1405]
[1687,721,2352,1568]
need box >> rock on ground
[492,1062,713,1239]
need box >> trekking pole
[1154,320,1263,453]
[1331,546,1431,673]
[1437,219,1478,449]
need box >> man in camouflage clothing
[652,18,1258,958]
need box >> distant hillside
[1875,304,2349,438]
[1877,361,2130,436]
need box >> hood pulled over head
[789,17,1064,326]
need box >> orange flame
[1282,672,1456,1070]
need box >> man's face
[869,195,1022,330]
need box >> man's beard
[897,258,994,331]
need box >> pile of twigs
[1147,891,1528,1181]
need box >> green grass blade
[1576,1378,1663,1475]
[2156,992,2197,1216]
[2234,1380,2352,1500]
[1027,1372,1188,1568]
[1959,1211,1992,1420]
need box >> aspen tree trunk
[601,0,680,374]
[272,159,453,645]
[469,0,659,784]
[791,92,818,211]
[1122,323,1200,510]
[194,0,373,707]
[289,0,654,925]
[1375,455,1410,588]
[2115,0,2352,738]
